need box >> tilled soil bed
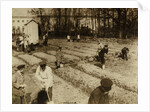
[55,66,138,104]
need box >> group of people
[96,40,129,69]
[67,34,80,42]
[13,36,129,104]
[16,33,34,52]
[12,61,54,104]
[12,60,113,104]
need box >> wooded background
[29,8,138,39]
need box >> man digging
[98,45,108,69]
[35,61,54,104]
[88,78,113,104]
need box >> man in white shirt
[35,61,54,103]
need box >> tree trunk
[65,8,67,36]
[97,8,100,38]
[91,9,94,37]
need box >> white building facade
[12,16,33,35]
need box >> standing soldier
[19,34,24,52]
[98,45,108,69]
[35,61,54,104]
[96,40,104,57]
[56,46,64,69]
[12,64,26,104]
[88,78,113,104]
[28,34,34,51]
[43,33,48,46]
[23,34,29,52]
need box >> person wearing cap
[96,40,104,57]
[56,46,64,69]
[43,32,48,46]
[12,64,26,104]
[98,45,108,69]
[88,78,113,104]
[35,61,54,103]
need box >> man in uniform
[43,33,48,46]
[88,78,113,104]
[12,64,26,104]
[35,61,54,104]
[56,46,64,69]
[96,40,104,57]
[98,45,108,69]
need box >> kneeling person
[121,47,129,60]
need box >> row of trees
[29,8,138,39]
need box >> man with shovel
[35,61,54,104]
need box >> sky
[12,8,32,16]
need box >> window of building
[22,20,24,22]
[12,20,15,23]
[17,20,20,22]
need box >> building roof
[24,19,39,26]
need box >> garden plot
[47,50,80,62]
[12,56,27,67]
[55,66,100,94]
[33,52,56,63]
[63,54,81,61]
[53,75,88,104]
[55,66,138,104]
[66,47,96,56]
[23,71,88,104]
[18,54,42,65]
[12,50,24,56]
[76,63,138,93]
[62,49,92,58]
[47,50,57,56]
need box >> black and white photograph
[12,8,138,104]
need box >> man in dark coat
[98,45,108,69]
[121,47,129,60]
[88,78,113,104]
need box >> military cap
[17,64,25,70]
[100,78,113,88]
[59,46,62,49]
[104,45,108,47]
[39,61,46,66]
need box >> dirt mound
[12,56,27,67]
[33,52,56,63]
[55,66,138,104]
[76,63,138,93]
[18,54,42,65]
